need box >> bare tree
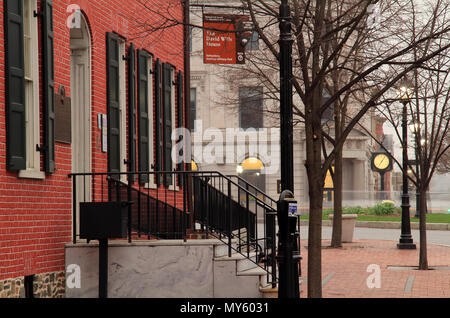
[126,0,450,297]
[376,17,450,270]
[242,0,450,297]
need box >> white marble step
[213,240,238,258]
[237,266,267,277]
[214,251,258,273]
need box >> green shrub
[372,202,396,215]
[343,206,365,215]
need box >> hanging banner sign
[203,14,250,64]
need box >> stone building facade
[189,0,378,209]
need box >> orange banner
[203,14,247,64]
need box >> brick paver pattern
[299,240,450,298]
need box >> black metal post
[398,101,416,249]
[228,180,232,257]
[99,239,108,298]
[279,0,294,193]
[277,1,299,298]
[127,182,132,243]
[277,191,300,298]
[72,176,77,244]
[414,140,420,218]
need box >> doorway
[70,12,92,236]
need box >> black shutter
[176,71,184,185]
[155,59,163,185]
[5,0,26,171]
[42,0,55,173]
[137,50,149,184]
[177,71,184,130]
[128,44,137,183]
[106,32,121,176]
[163,63,173,187]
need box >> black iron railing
[68,170,278,287]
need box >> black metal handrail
[227,175,278,208]
[68,170,278,287]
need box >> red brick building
[0,0,186,297]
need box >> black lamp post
[277,0,299,299]
[279,0,294,193]
[409,121,421,218]
[397,79,416,250]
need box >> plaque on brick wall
[55,93,72,144]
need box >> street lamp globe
[398,77,414,100]
[409,120,421,134]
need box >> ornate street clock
[372,153,392,172]
[371,152,393,192]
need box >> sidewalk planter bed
[328,214,358,243]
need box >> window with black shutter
[176,71,184,185]
[128,43,137,183]
[155,59,163,185]
[106,32,121,175]
[137,50,149,184]
[5,0,27,171]
[42,0,55,173]
[6,0,44,178]
[177,71,184,130]
[162,63,173,187]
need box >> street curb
[300,220,450,231]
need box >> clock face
[373,154,390,170]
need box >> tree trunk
[418,187,428,270]
[305,104,324,298]
[330,103,343,248]
[307,167,324,298]
[330,149,343,248]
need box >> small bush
[343,206,365,215]
[372,202,396,216]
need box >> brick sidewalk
[299,239,450,298]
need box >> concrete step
[237,266,267,277]
[213,240,238,258]
[236,253,258,272]
[214,251,258,271]
[213,256,262,298]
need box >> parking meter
[277,190,301,298]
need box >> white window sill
[18,169,46,180]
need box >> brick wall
[0,0,185,285]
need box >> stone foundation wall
[33,272,66,298]
[0,271,65,298]
[0,277,24,298]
